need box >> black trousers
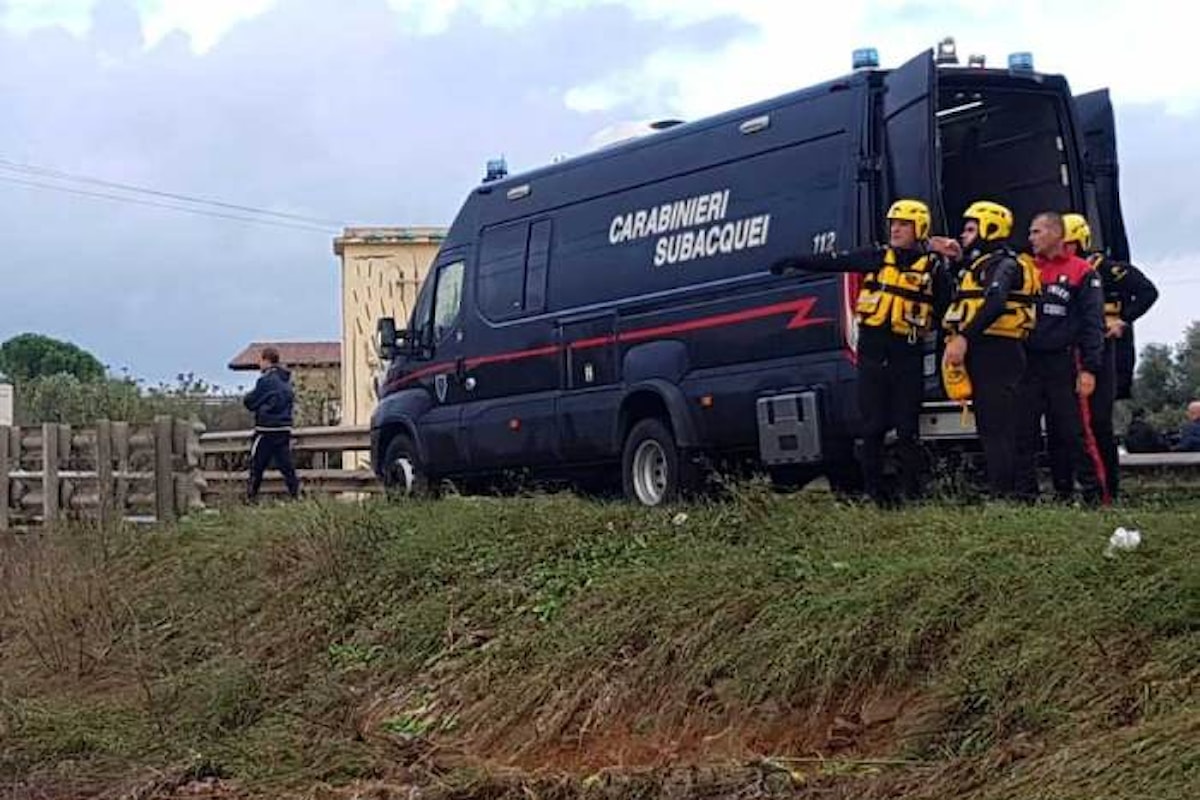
[966,337,1025,499]
[857,331,926,503]
[248,430,300,499]
[1085,341,1120,499]
[1016,349,1107,504]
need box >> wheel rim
[632,439,669,506]
[389,456,415,495]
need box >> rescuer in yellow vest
[1062,213,1159,501]
[772,199,957,505]
[938,200,1040,499]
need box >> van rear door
[1075,88,1130,260]
[883,49,943,228]
[1075,88,1137,397]
[880,50,946,405]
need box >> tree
[1174,321,1200,400]
[0,333,105,383]
[1132,342,1181,412]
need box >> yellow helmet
[887,198,931,240]
[1063,213,1092,251]
[963,200,1013,242]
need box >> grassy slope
[0,488,1196,799]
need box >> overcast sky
[1,0,1196,389]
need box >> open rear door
[882,50,944,398]
[1076,89,1130,261]
[883,49,943,230]
[1076,88,1136,396]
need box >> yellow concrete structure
[0,382,12,427]
[333,227,447,438]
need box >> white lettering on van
[654,237,669,267]
[608,187,770,267]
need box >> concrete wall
[333,228,446,439]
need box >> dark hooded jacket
[243,366,295,430]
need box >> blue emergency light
[852,48,879,70]
[484,157,508,183]
[1008,52,1035,72]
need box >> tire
[381,433,432,499]
[621,418,696,506]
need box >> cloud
[2,0,277,51]
[0,0,1194,386]
[0,0,741,382]
[562,0,1198,118]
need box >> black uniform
[243,365,301,500]
[942,245,1028,499]
[772,245,952,504]
[1015,254,1107,505]
[1086,254,1159,499]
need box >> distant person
[1177,401,1200,452]
[1124,408,1167,453]
[243,347,301,500]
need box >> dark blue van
[371,46,1131,505]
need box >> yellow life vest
[1088,253,1124,325]
[943,250,1040,340]
[853,249,936,338]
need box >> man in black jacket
[939,200,1038,500]
[1015,212,1107,505]
[1063,213,1159,500]
[243,347,301,500]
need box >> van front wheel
[381,433,431,499]
[621,418,696,506]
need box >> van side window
[524,219,551,315]
[478,219,552,320]
[433,260,464,341]
[478,223,528,320]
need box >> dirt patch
[362,683,935,776]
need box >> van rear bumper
[920,401,977,440]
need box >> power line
[0,156,349,228]
[0,173,340,234]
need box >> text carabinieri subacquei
[608,188,771,267]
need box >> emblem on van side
[435,373,448,403]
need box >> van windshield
[938,83,1077,238]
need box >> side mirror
[376,317,398,360]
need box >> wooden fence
[0,417,204,530]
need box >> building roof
[333,226,448,256]
[228,341,341,371]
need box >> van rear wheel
[621,418,696,506]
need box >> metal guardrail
[198,425,376,499]
[1118,451,1200,468]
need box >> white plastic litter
[1105,527,1142,558]
[672,512,689,527]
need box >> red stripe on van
[384,296,831,391]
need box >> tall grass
[0,489,1195,799]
